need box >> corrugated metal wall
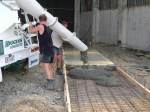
[126,7,150,51]
[93,0,119,45]
[92,0,150,51]
[79,0,93,44]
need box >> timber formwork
[64,49,150,112]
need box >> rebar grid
[68,75,150,112]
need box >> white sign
[5,54,15,64]
[3,36,24,55]
[0,68,2,82]
[28,54,39,68]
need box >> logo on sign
[28,54,39,68]
[5,54,15,63]
[5,38,23,49]
[31,59,38,65]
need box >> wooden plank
[64,64,72,112]
[117,67,150,98]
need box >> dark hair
[62,20,68,25]
[39,14,47,22]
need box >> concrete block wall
[74,0,93,44]
[93,10,119,45]
[126,7,150,51]
[75,0,150,51]
[80,12,93,43]
[91,0,150,51]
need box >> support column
[74,0,81,37]
[118,0,128,47]
[92,0,99,45]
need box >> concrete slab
[64,48,114,66]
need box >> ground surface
[96,43,150,89]
[64,46,150,112]
[0,66,64,112]
[68,73,150,112]
[0,44,150,112]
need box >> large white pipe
[15,0,88,51]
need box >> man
[52,21,68,75]
[29,14,54,90]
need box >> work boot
[55,75,64,91]
[80,52,84,61]
[45,79,55,90]
[80,51,88,63]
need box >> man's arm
[29,23,39,33]
[29,24,44,34]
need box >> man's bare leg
[42,63,55,90]
[57,55,61,69]
[57,55,64,75]
[60,55,64,69]
[53,54,58,75]
[43,63,54,79]
[55,55,64,91]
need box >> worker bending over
[52,21,68,75]
[29,14,55,90]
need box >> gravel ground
[0,65,64,112]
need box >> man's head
[62,21,68,28]
[39,14,47,22]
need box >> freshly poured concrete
[64,49,150,112]
[68,67,122,87]
[65,49,119,87]
[64,49,114,66]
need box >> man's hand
[29,23,39,33]
[29,22,33,32]
[29,22,33,27]
[32,21,37,26]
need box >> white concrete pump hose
[15,0,88,51]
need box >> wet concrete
[68,66,121,87]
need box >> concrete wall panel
[126,7,150,51]
[94,10,119,45]
[80,12,93,42]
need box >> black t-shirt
[38,24,54,56]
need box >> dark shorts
[40,54,54,63]
[53,46,62,55]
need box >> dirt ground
[0,66,65,112]
[0,43,149,111]
[95,43,150,89]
